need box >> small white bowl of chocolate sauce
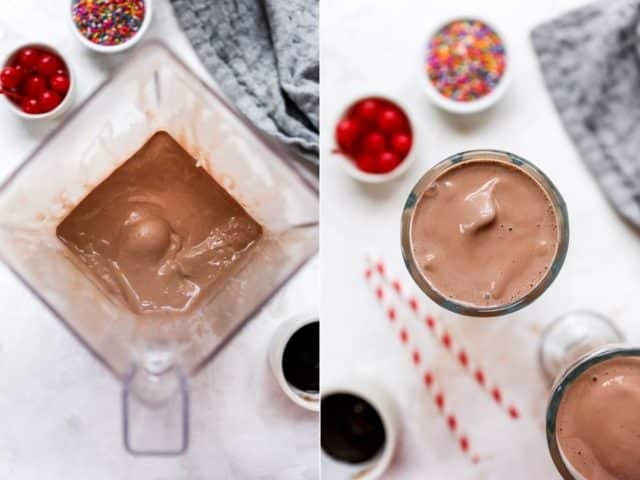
[269,313,319,411]
[321,376,400,479]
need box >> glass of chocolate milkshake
[543,319,640,480]
[401,149,569,316]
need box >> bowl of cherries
[334,95,417,183]
[0,44,74,119]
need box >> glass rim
[537,310,625,381]
[0,40,319,380]
[545,344,640,479]
[400,149,570,317]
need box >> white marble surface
[0,1,318,479]
[320,0,640,478]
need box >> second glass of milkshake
[401,149,569,316]
[538,310,640,480]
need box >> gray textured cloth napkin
[170,0,319,163]
[532,0,640,227]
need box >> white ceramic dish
[419,16,512,114]
[321,375,400,480]
[333,92,418,184]
[268,312,319,412]
[2,43,75,120]
[69,0,152,54]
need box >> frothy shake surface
[410,160,558,307]
[556,356,640,480]
[56,131,262,315]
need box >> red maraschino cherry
[50,74,70,95]
[0,66,20,89]
[24,76,46,97]
[38,90,61,112]
[20,97,40,114]
[391,133,412,156]
[37,54,61,78]
[376,151,401,173]
[377,108,405,133]
[336,118,360,153]
[361,132,386,154]
[354,98,381,123]
[17,48,40,70]
[356,153,376,173]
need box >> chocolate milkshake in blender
[57,132,262,315]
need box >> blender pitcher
[0,42,318,455]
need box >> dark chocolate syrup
[282,321,319,393]
[321,393,386,464]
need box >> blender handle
[122,364,189,455]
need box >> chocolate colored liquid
[556,356,640,480]
[410,160,558,307]
[56,131,262,315]
[321,393,386,464]
[282,321,319,393]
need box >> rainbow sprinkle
[426,19,506,102]
[72,0,145,46]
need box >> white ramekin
[419,15,512,114]
[69,0,153,54]
[268,312,319,412]
[332,92,419,184]
[321,375,401,480]
[2,43,75,121]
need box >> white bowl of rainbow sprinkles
[420,16,511,114]
[69,0,152,54]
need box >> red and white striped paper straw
[366,255,520,421]
[364,267,481,463]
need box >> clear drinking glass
[0,41,318,455]
[540,311,627,479]
[400,149,569,317]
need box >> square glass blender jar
[0,41,318,455]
